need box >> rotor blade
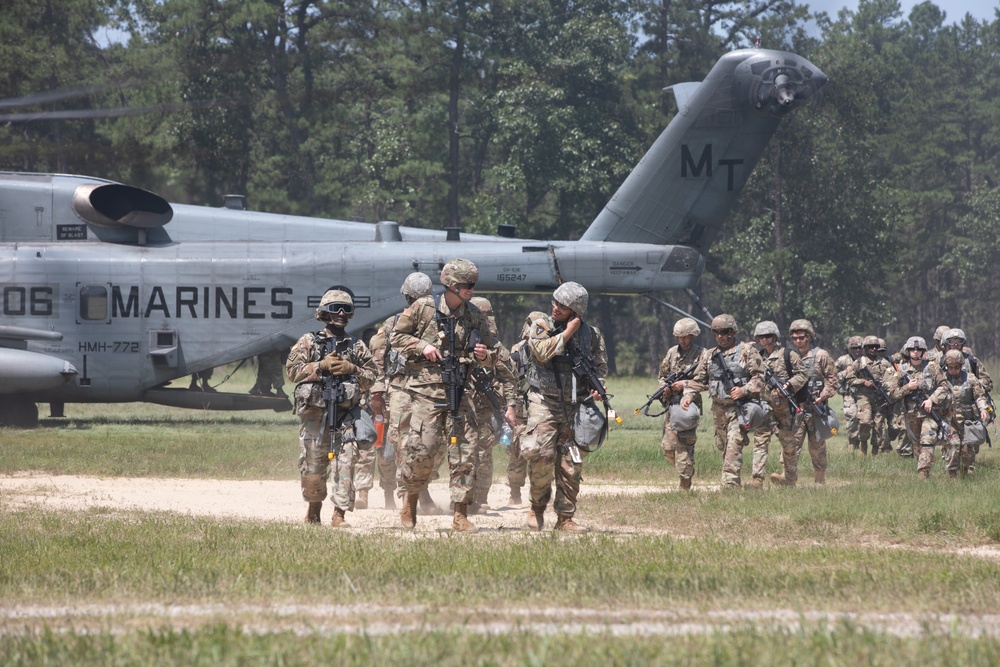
[1,100,218,123]
[0,83,121,110]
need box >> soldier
[835,336,864,453]
[942,349,991,477]
[693,314,765,488]
[845,336,892,456]
[884,337,932,458]
[926,325,951,366]
[389,259,499,532]
[505,311,547,507]
[522,282,608,532]
[779,319,838,485]
[357,272,434,511]
[250,349,287,398]
[656,317,710,490]
[942,328,994,393]
[286,289,377,527]
[884,339,953,479]
[751,321,807,488]
[467,296,518,514]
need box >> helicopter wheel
[0,396,40,428]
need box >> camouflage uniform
[942,351,990,476]
[753,343,807,485]
[884,353,952,478]
[845,338,892,456]
[286,320,376,519]
[467,297,518,510]
[835,337,863,451]
[692,315,765,488]
[354,315,402,503]
[657,342,710,486]
[388,269,499,520]
[522,282,607,529]
[792,344,838,482]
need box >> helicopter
[0,48,826,427]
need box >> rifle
[712,347,752,431]
[897,368,954,440]
[320,334,353,460]
[565,330,622,425]
[762,366,803,421]
[466,330,511,428]
[860,362,894,421]
[435,306,472,445]
[635,360,699,417]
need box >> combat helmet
[440,258,479,289]
[400,272,432,300]
[944,328,966,344]
[316,289,354,320]
[710,314,738,333]
[904,336,927,351]
[470,296,493,316]
[673,317,701,337]
[933,325,951,343]
[553,281,589,317]
[521,310,548,339]
[944,349,965,366]
[788,319,815,336]
[847,336,863,349]
[753,321,780,337]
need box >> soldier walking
[751,321,806,488]
[389,259,499,532]
[521,282,608,532]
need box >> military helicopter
[0,48,826,426]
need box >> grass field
[2,366,1000,664]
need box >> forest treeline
[3,0,1000,370]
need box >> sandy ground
[4,473,1000,637]
[0,472,669,532]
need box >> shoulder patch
[402,308,411,317]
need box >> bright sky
[807,0,998,24]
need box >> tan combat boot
[330,507,350,528]
[526,504,545,531]
[305,502,322,524]
[679,476,692,491]
[917,470,929,480]
[770,472,794,487]
[355,489,369,510]
[814,470,825,485]
[384,488,396,510]
[452,502,479,533]
[400,493,419,529]
[555,516,589,533]
[749,477,764,489]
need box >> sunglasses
[790,334,808,341]
[456,282,476,290]
[713,329,735,336]
[946,364,963,369]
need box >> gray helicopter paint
[0,48,826,411]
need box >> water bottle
[374,414,386,448]
[498,421,513,447]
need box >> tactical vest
[526,324,592,400]
[803,351,825,398]
[709,344,749,401]
[948,371,976,419]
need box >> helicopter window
[79,285,108,321]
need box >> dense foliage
[2,0,999,368]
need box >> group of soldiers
[283,263,994,532]
[285,259,609,532]
[654,317,995,489]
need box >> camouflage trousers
[354,441,397,492]
[398,391,477,504]
[752,400,798,482]
[799,410,828,476]
[853,393,889,454]
[388,389,441,498]
[471,396,498,505]
[712,402,751,487]
[506,405,529,492]
[661,419,697,481]
[520,393,584,518]
[915,412,958,476]
[298,415,360,511]
[841,395,860,440]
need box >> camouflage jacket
[657,344,709,408]
[845,355,892,400]
[525,314,607,402]
[388,294,499,400]
[692,341,765,406]
[945,369,989,421]
[885,359,950,412]
[798,346,838,403]
[758,344,807,408]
